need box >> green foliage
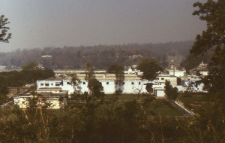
[0,41,194,69]
[0,98,187,142]
[190,0,225,94]
[21,62,39,71]
[71,73,82,95]
[0,15,12,43]
[108,65,124,93]
[85,61,95,81]
[165,80,178,100]
[85,61,104,98]
[183,91,193,98]
[191,0,225,59]
[108,65,124,84]
[180,54,203,72]
[88,78,104,98]
[137,58,163,80]
[189,1,225,129]
[145,83,153,93]
[0,68,54,104]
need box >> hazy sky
[0,0,207,52]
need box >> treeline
[0,41,194,69]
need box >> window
[56,82,60,86]
[161,78,164,80]
[51,83,53,86]
[123,82,125,85]
[45,83,49,86]
[83,82,86,84]
[67,82,71,85]
[41,83,44,86]
[139,82,141,85]
[131,82,134,85]
[106,82,109,85]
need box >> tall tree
[0,15,12,43]
[190,0,225,94]
[71,73,82,95]
[137,58,163,81]
[181,1,225,141]
[107,65,124,93]
[85,61,103,98]
[165,80,178,100]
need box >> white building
[166,69,186,77]
[199,71,208,76]
[183,78,207,93]
[166,60,186,77]
[14,87,68,109]
[37,74,150,96]
[156,74,179,86]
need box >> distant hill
[0,41,194,70]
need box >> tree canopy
[0,15,12,43]
[190,0,225,93]
[21,62,39,71]
[107,65,124,93]
[137,58,163,80]
[190,0,225,68]
[85,61,103,97]
[186,0,225,136]
[165,80,178,100]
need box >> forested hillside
[0,41,194,69]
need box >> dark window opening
[83,82,86,84]
[139,82,141,85]
[45,83,49,86]
[106,82,109,85]
[131,82,134,85]
[56,82,60,86]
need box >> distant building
[129,54,143,59]
[190,62,209,76]
[196,62,208,71]
[0,66,6,71]
[41,55,52,59]
[166,60,186,77]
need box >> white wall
[199,71,208,76]
[176,85,187,92]
[37,79,149,95]
[157,75,177,86]
[18,96,66,109]
[167,70,186,77]
[157,90,165,97]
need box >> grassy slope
[96,94,185,116]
